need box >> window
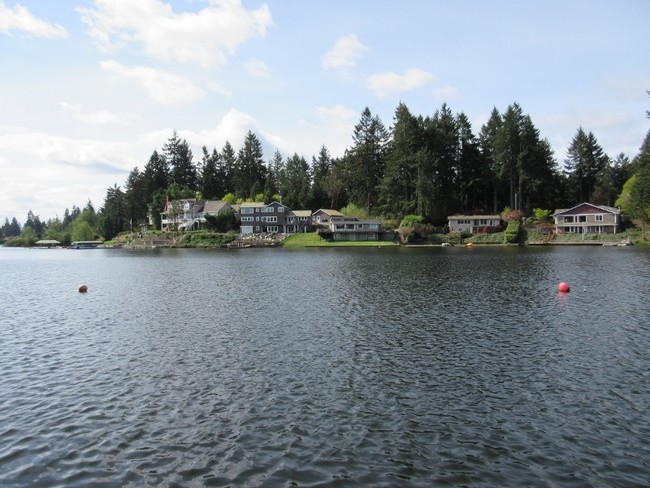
[241,216,254,222]
[261,207,274,213]
[595,214,603,222]
[263,216,277,223]
[278,207,285,212]
[241,208,254,214]
[267,226,278,232]
[564,216,574,223]
[578,215,586,223]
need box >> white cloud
[60,102,137,125]
[0,126,142,219]
[162,109,256,154]
[77,0,273,66]
[244,59,270,78]
[316,104,357,123]
[100,60,204,105]
[322,34,367,69]
[316,104,359,156]
[367,69,435,98]
[433,85,459,101]
[0,0,67,38]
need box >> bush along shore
[11,226,645,250]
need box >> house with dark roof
[552,203,621,234]
[239,201,311,235]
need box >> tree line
[2,100,649,244]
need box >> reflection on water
[1,246,649,487]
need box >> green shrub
[400,215,423,227]
[504,221,521,243]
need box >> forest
[2,100,649,245]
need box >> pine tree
[163,130,197,191]
[281,153,311,209]
[564,128,607,203]
[345,107,389,213]
[199,146,223,199]
[124,167,148,229]
[309,145,332,210]
[220,141,236,196]
[100,184,127,240]
[379,102,423,217]
[234,131,267,198]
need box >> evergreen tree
[267,149,285,198]
[163,130,196,191]
[100,184,127,240]
[456,112,489,213]
[379,102,424,217]
[422,103,460,220]
[199,146,223,199]
[124,167,148,230]
[220,141,236,196]
[233,131,267,198]
[23,210,44,237]
[478,107,503,213]
[309,145,332,210]
[1,217,21,238]
[323,157,347,209]
[143,150,169,198]
[564,128,607,203]
[281,153,311,209]
[345,107,389,213]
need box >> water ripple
[1,247,649,486]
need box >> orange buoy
[78,285,88,293]
[558,282,570,293]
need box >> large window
[241,216,254,222]
[595,214,603,222]
[241,208,254,214]
[564,216,574,223]
[578,215,586,223]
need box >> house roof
[313,208,344,217]
[239,201,265,208]
[290,210,312,217]
[203,200,230,214]
[448,214,501,220]
[552,202,620,216]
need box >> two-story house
[239,201,312,235]
[552,203,621,234]
[161,198,206,231]
[318,215,394,241]
[447,214,502,233]
[312,209,344,226]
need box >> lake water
[1,245,649,487]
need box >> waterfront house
[447,214,502,233]
[161,198,206,231]
[312,209,344,225]
[239,201,312,235]
[319,216,394,241]
[552,203,621,234]
[201,200,233,218]
[286,210,312,233]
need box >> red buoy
[558,282,570,293]
[78,285,88,293]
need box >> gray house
[552,203,621,234]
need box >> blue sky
[1,0,648,222]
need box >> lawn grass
[282,232,399,248]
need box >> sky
[1,0,648,223]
